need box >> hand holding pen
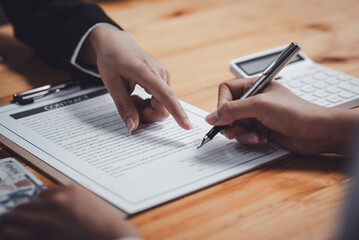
[198,42,301,148]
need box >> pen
[13,79,79,105]
[197,42,301,149]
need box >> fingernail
[205,111,219,125]
[245,135,259,144]
[184,118,193,129]
[126,117,136,133]
[260,137,268,144]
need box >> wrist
[317,108,359,154]
[88,24,133,60]
[88,24,115,55]
[77,24,121,67]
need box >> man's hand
[0,185,140,240]
[79,24,192,132]
[206,78,359,155]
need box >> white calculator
[230,45,359,108]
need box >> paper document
[0,86,289,214]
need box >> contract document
[0,86,289,214]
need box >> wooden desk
[1,0,358,239]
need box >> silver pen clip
[242,42,301,99]
[258,42,301,87]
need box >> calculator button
[338,83,359,94]
[338,91,355,99]
[291,74,302,80]
[350,79,359,86]
[313,66,325,72]
[314,99,330,107]
[279,77,291,84]
[288,81,303,89]
[303,72,311,77]
[325,78,339,85]
[313,90,329,98]
[302,94,317,102]
[300,85,316,93]
[313,82,329,89]
[325,86,340,94]
[291,89,304,97]
[300,77,314,84]
[337,74,352,81]
[325,95,342,103]
[306,69,317,76]
[323,70,340,77]
[313,73,327,80]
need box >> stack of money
[0,158,45,215]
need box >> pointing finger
[217,78,258,108]
[135,70,192,130]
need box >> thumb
[205,98,258,126]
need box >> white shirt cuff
[70,22,114,78]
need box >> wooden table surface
[1,0,359,239]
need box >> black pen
[197,42,301,149]
[13,80,79,105]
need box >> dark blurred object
[336,126,359,240]
[1,0,121,73]
[0,5,8,25]
[0,4,11,65]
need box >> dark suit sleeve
[1,0,122,73]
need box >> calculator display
[236,51,304,76]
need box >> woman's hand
[206,78,359,155]
[79,24,192,132]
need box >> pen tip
[197,137,210,149]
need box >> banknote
[0,158,45,215]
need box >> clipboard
[0,80,291,215]
[0,83,128,218]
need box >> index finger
[138,72,192,130]
[217,78,258,108]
